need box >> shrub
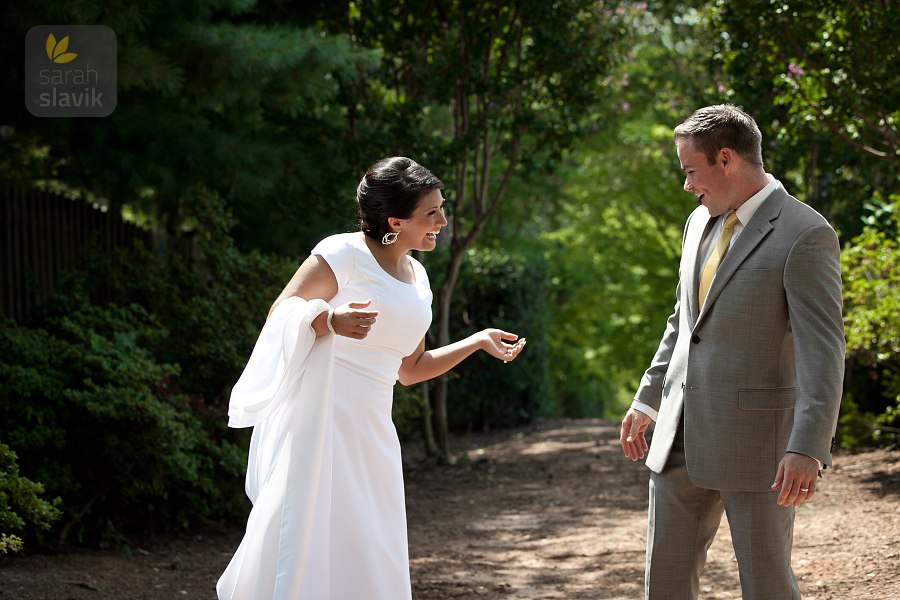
[840,194,900,449]
[445,248,551,431]
[0,303,246,544]
[0,443,60,554]
[392,383,428,443]
[0,190,299,545]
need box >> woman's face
[395,189,447,251]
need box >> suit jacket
[634,185,845,491]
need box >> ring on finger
[799,487,809,492]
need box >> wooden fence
[1,188,152,322]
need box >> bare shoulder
[298,253,337,282]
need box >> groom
[620,104,844,599]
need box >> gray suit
[634,185,844,598]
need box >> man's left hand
[771,452,820,506]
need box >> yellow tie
[699,212,740,308]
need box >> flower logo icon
[45,34,77,64]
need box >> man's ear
[719,147,735,168]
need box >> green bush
[0,189,300,545]
[98,187,300,400]
[0,443,60,554]
[392,383,428,443]
[391,247,551,440]
[0,302,244,544]
[840,194,900,449]
[445,248,551,431]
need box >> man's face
[677,138,732,217]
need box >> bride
[217,156,526,599]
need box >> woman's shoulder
[310,233,363,287]
[312,231,362,256]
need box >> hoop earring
[382,231,399,245]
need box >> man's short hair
[674,104,764,167]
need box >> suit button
[691,334,700,344]
[681,382,685,390]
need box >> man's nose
[683,177,692,192]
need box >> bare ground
[1,418,898,599]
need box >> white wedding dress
[217,232,433,599]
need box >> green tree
[710,0,900,233]
[0,0,381,253]
[326,0,627,458]
[840,195,900,447]
[541,121,693,416]
[479,2,720,417]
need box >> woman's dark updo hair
[357,157,444,241]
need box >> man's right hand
[620,408,652,461]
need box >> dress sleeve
[311,234,356,290]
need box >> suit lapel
[695,188,787,328]
[683,207,714,327]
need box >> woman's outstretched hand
[478,329,526,363]
[331,299,379,339]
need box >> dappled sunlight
[469,512,543,532]
[409,428,900,598]
[515,439,597,456]
[1,425,894,599]
[414,504,650,598]
[408,419,666,598]
[406,418,884,599]
[459,419,627,462]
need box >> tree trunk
[431,243,468,462]
[419,381,438,458]
[432,376,450,462]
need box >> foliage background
[0,0,897,548]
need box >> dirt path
[1,419,898,599]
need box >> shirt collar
[735,177,778,226]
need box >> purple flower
[788,62,804,77]
[621,101,631,112]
